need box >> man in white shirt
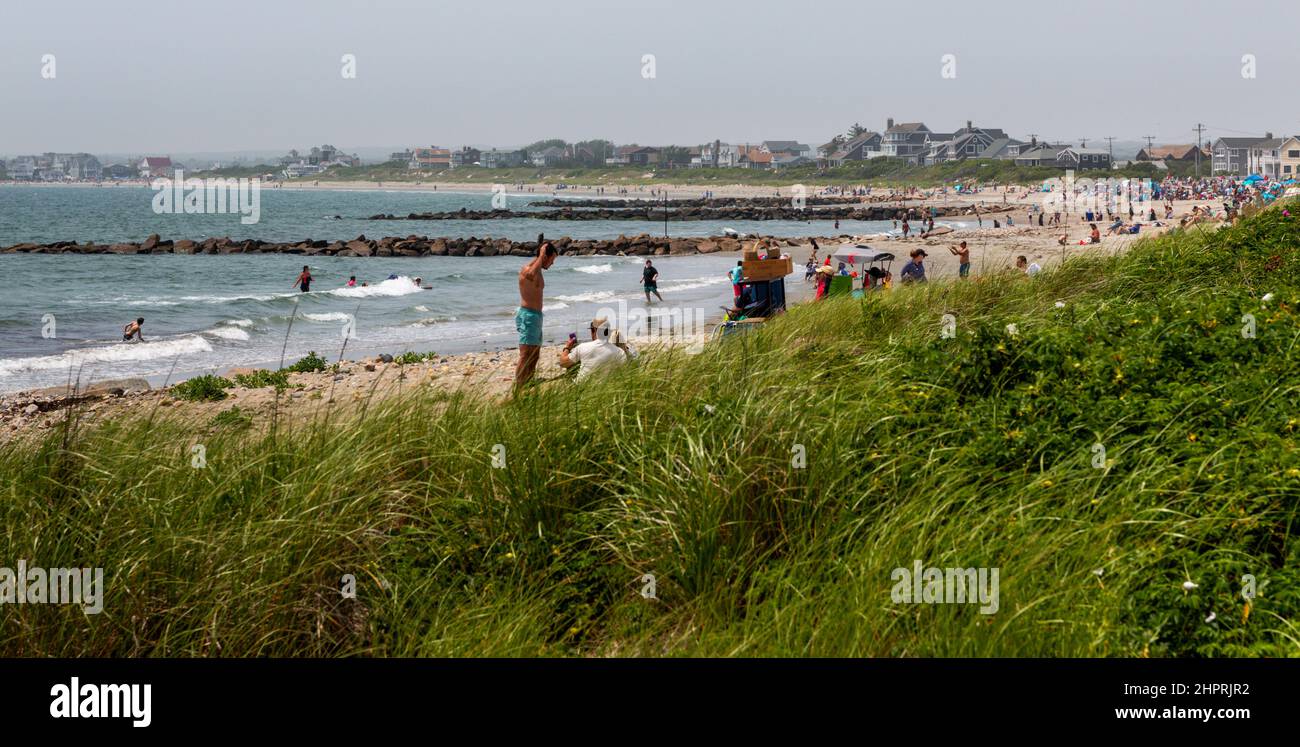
[560,316,628,381]
[1016,255,1042,277]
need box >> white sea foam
[413,305,430,312]
[329,276,425,298]
[542,302,569,311]
[408,315,459,327]
[573,264,613,274]
[204,326,250,341]
[302,312,353,322]
[659,275,730,293]
[554,290,617,303]
[224,319,255,327]
[0,335,214,376]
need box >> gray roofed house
[922,123,1017,164]
[977,137,1027,160]
[825,131,882,165]
[1212,136,1270,175]
[882,119,932,163]
[1014,144,1069,167]
[1053,147,1112,170]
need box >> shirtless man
[122,317,145,342]
[948,240,971,279]
[513,239,559,393]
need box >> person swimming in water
[294,265,313,292]
[122,317,145,342]
[346,275,357,287]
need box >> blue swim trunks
[515,306,543,346]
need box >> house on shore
[449,147,481,168]
[606,146,660,166]
[1279,137,1300,178]
[530,146,567,167]
[760,141,813,160]
[409,147,451,171]
[822,132,883,166]
[1013,143,1068,168]
[1135,144,1207,164]
[923,122,1023,164]
[736,145,773,169]
[1245,136,1286,178]
[1212,137,1271,175]
[881,119,932,163]
[481,149,525,168]
[1054,147,1112,170]
[139,156,174,178]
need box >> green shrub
[285,351,328,374]
[394,351,438,365]
[172,374,233,401]
[233,369,289,390]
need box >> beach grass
[1,202,1298,657]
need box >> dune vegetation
[1,202,1297,657]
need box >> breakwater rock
[528,196,868,208]
[1,233,835,258]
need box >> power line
[1105,136,1115,161]
[1143,135,1156,149]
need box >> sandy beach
[0,188,1223,440]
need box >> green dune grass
[2,204,1298,657]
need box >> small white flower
[1261,292,1275,303]
[1005,323,1019,337]
[1092,568,1105,577]
[1205,611,1216,624]
[703,404,716,414]
[1054,301,1066,309]
[1182,580,1198,591]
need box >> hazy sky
[2,0,1297,155]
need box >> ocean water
[0,184,896,245]
[0,185,893,392]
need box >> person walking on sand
[513,240,558,393]
[948,240,971,279]
[293,265,313,292]
[642,260,663,304]
[122,317,145,342]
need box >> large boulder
[141,234,160,252]
[345,240,372,257]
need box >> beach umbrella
[831,244,894,264]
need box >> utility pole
[1105,136,1115,163]
[1194,123,1206,178]
[1143,135,1156,150]
[1080,137,1088,148]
